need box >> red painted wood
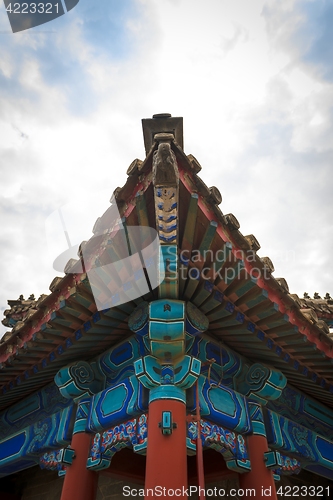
[60,432,98,500]
[145,399,188,499]
[196,382,206,500]
[239,434,277,500]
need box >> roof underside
[1,116,332,411]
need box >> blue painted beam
[0,405,74,478]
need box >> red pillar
[60,432,98,500]
[145,399,188,499]
[195,381,205,500]
[239,434,277,500]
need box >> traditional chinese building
[0,115,332,500]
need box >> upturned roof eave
[0,119,332,410]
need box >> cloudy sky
[0,0,332,337]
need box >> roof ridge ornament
[142,114,184,156]
[152,139,179,245]
[152,139,179,188]
[152,130,180,297]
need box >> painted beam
[0,405,74,478]
[88,376,148,433]
[265,409,333,481]
[187,376,251,434]
[179,193,199,296]
[0,382,71,440]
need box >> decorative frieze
[187,419,250,473]
[87,414,148,471]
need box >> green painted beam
[226,276,258,302]
[197,221,218,263]
[207,302,236,322]
[179,194,198,296]
[247,302,280,321]
[192,280,214,307]
[183,221,218,300]
[135,193,150,227]
[181,193,199,253]
[236,288,269,310]
[200,290,224,313]
[257,313,290,330]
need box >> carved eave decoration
[0,114,332,411]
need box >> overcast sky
[0,0,332,337]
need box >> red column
[60,432,98,500]
[195,381,205,500]
[239,434,277,500]
[145,399,188,499]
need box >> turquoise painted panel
[134,356,161,388]
[149,321,184,341]
[100,385,128,418]
[209,387,237,417]
[188,377,251,434]
[149,385,186,403]
[160,245,178,272]
[174,356,201,388]
[127,377,144,415]
[150,340,185,360]
[88,376,148,433]
[149,299,185,321]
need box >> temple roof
[300,293,333,330]
[1,114,332,411]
